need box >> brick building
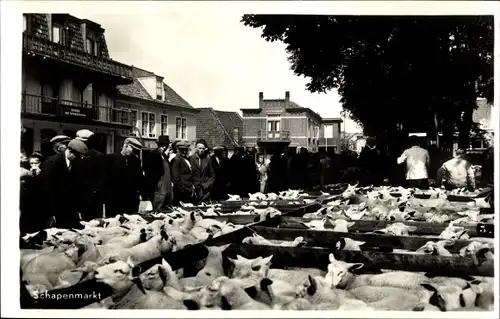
[196,108,242,156]
[21,14,134,156]
[115,67,198,150]
[241,91,342,156]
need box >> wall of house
[115,97,197,148]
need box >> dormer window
[156,80,163,100]
[52,26,60,43]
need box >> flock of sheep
[19,184,495,311]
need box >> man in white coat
[397,136,430,189]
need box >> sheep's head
[295,275,325,298]
[155,230,176,253]
[63,235,95,263]
[94,256,142,292]
[122,213,147,224]
[416,240,454,256]
[335,237,365,252]
[140,263,169,291]
[329,219,355,231]
[228,255,272,279]
[459,241,483,257]
[205,243,231,260]
[373,223,417,236]
[439,225,469,240]
[420,282,481,311]
[25,283,48,298]
[325,253,364,289]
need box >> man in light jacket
[436,149,476,191]
[397,136,430,189]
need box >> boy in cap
[75,129,106,220]
[103,137,147,216]
[170,140,196,205]
[38,139,88,228]
[142,135,173,209]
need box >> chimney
[285,91,290,106]
[259,92,264,109]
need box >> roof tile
[196,108,242,150]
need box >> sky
[68,5,362,133]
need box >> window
[161,115,168,136]
[156,81,163,100]
[52,26,60,43]
[23,15,27,32]
[141,112,156,138]
[86,38,98,55]
[267,120,280,132]
[233,127,239,141]
[176,117,187,140]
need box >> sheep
[419,282,483,311]
[108,230,176,265]
[94,256,185,309]
[242,234,306,248]
[415,240,455,256]
[217,276,270,310]
[179,211,203,234]
[326,254,431,290]
[439,224,470,240]
[140,259,183,292]
[99,228,152,254]
[20,246,54,269]
[229,255,273,280]
[191,244,232,286]
[459,241,494,258]
[348,286,428,310]
[343,207,367,220]
[334,237,365,251]
[295,274,361,309]
[327,218,355,233]
[54,260,99,289]
[372,222,417,236]
[300,218,326,230]
[22,235,97,287]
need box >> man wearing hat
[75,129,106,220]
[50,135,71,156]
[103,137,147,216]
[142,135,173,210]
[170,140,196,205]
[38,139,89,228]
[210,145,230,201]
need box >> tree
[241,15,494,151]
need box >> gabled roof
[196,108,242,150]
[117,66,194,110]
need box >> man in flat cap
[171,140,196,205]
[38,139,88,228]
[189,139,216,203]
[103,137,147,216]
[50,135,71,156]
[75,129,106,220]
[142,135,173,210]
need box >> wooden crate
[220,199,309,214]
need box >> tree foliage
[241,15,494,150]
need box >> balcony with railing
[22,33,133,82]
[257,130,291,142]
[21,93,132,127]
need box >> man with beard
[189,139,216,203]
[103,138,146,217]
[38,139,88,228]
[75,129,105,220]
[171,140,196,205]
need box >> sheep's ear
[421,283,437,292]
[347,222,355,227]
[440,239,455,247]
[190,211,195,221]
[218,243,231,252]
[244,286,258,298]
[260,255,273,265]
[80,221,87,226]
[329,253,336,263]
[348,263,364,272]
[160,230,169,240]
[183,299,200,310]
[126,256,136,268]
[260,278,273,291]
[158,265,167,285]
[335,239,346,252]
[355,240,365,246]
[406,226,418,232]
[227,257,237,265]
[161,259,172,271]
[307,275,317,295]
[130,265,142,278]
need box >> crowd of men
[19,130,494,234]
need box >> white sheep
[94,256,185,309]
[109,230,176,265]
[439,224,470,240]
[348,286,428,310]
[300,218,326,230]
[335,237,365,251]
[415,240,455,256]
[419,282,482,311]
[191,244,232,286]
[372,222,417,236]
[327,218,355,233]
[217,277,270,310]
